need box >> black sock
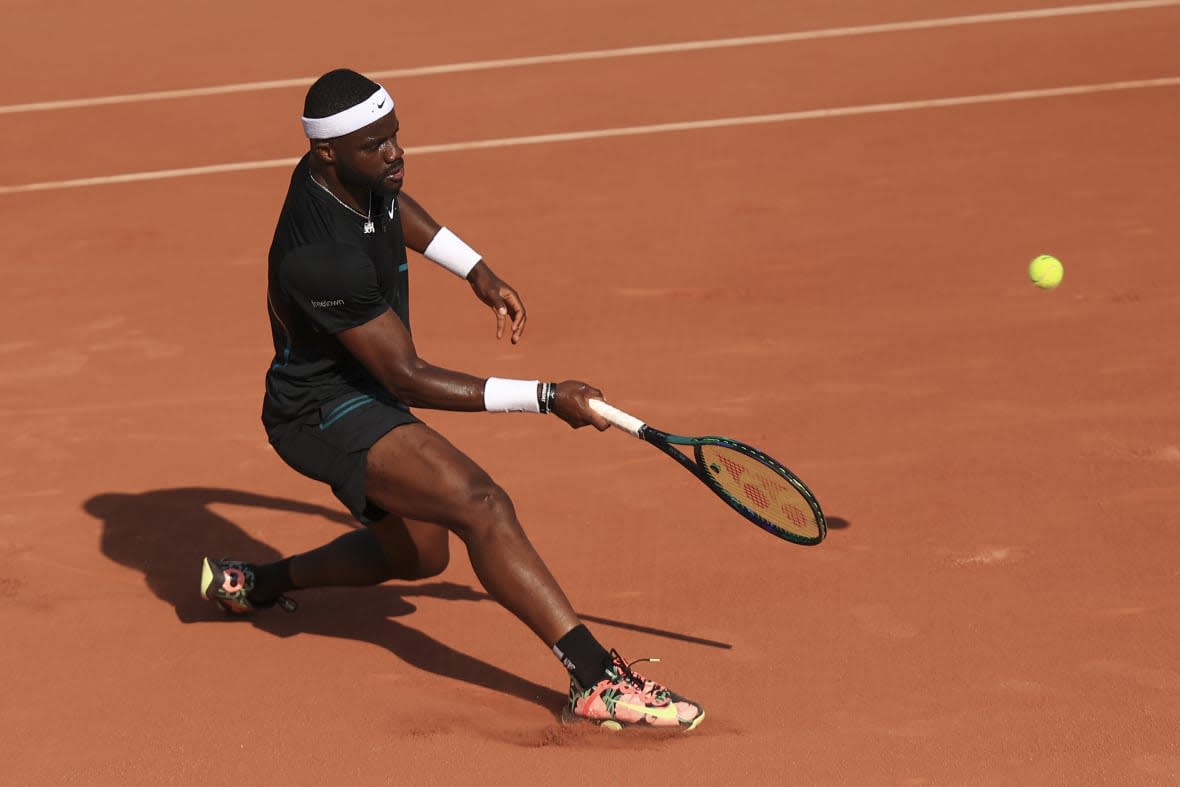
[249,557,296,604]
[552,624,612,689]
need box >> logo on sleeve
[310,298,345,309]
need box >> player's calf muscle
[370,518,451,580]
[380,542,449,580]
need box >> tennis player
[200,68,703,731]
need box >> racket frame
[588,399,826,545]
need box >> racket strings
[697,444,821,539]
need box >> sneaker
[563,650,704,731]
[199,557,297,614]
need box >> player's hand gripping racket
[588,399,826,545]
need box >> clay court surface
[3,1,1179,783]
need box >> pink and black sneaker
[563,650,704,731]
[199,557,296,614]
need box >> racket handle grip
[588,399,646,437]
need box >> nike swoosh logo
[387,200,396,219]
[614,700,679,722]
[377,99,386,108]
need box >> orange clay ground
[2,1,1178,784]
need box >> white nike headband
[301,86,394,139]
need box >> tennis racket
[588,399,826,545]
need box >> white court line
[2,76,1177,195]
[0,0,1177,115]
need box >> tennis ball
[1028,254,1064,289]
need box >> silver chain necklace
[310,174,375,234]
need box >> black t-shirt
[262,154,410,429]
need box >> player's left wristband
[424,227,481,279]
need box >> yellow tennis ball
[1028,254,1064,289]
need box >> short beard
[373,177,402,197]
[330,158,386,197]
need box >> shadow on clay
[83,487,732,717]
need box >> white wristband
[424,227,482,279]
[484,377,541,413]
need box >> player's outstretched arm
[338,308,486,411]
[398,191,527,344]
[336,309,605,429]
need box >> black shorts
[267,393,419,524]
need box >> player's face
[332,110,405,196]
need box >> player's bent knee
[452,482,517,536]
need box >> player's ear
[311,140,335,164]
